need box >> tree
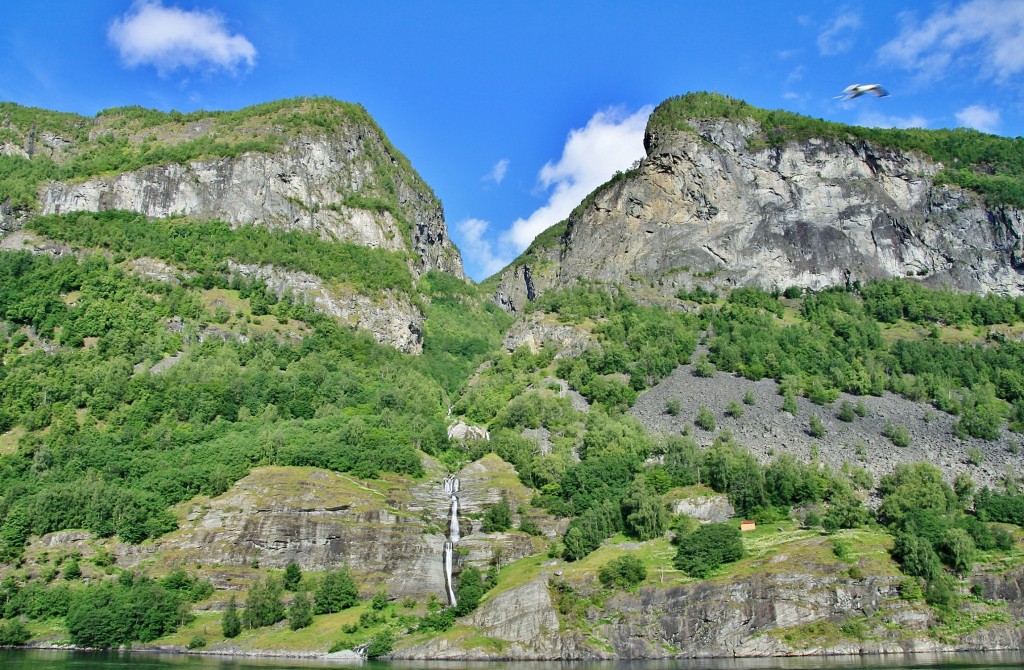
[288,590,313,630]
[242,577,285,629]
[283,562,302,591]
[481,497,512,533]
[222,595,241,638]
[453,566,485,616]
[598,555,647,588]
[314,568,358,614]
[673,523,744,578]
[622,479,668,541]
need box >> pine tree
[222,595,241,639]
[288,590,313,631]
[284,562,302,591]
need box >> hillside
[2,94,1024,659]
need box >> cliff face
[1,100,463,279]
[494,118,1024,311]
[37,139,462,279]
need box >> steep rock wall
[495,119,1024,311]
[38,135,463,278]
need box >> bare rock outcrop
[495,117,1023,311]
[39,133,462,278]
[227,260,424,354]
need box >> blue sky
[3,1,1024,281]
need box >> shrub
[366,630,394,658]
[598,555,647,589]
[0,618,30,646]
[743,389,757,405]
[884,421,911,448]
[808,415,825,438]
[725,400,745,418]
[695,404,716,431]
[838,400,855,422]
[673,523,744,578]
[481,497,513,533]
[782,393,798,415]
[188,635,207,649]
[665,397,682,416]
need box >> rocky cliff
[1,99,463,279]
[494,100,1024,311]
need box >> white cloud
[879,0,1024,83]
[456,218,510,279]
[483,158,510,185]
[956,104,1001,132]
[817,11,861,56]
[109,1,256,74]
[503,105,652,252]
[857,112,928,129]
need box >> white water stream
[442,475,461,606]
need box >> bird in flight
[836,84,889,100]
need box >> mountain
[493,92,1024,312]
[2,94,1024,660]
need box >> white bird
[836,84,889,100]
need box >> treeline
[29,211,413,295]
[649,92,1024,208]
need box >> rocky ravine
[495,117,1024,311]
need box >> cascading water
[442,475,461,606]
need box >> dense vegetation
[649,92,1024,208]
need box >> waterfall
[442,541,457,606]
[442,475,461,606]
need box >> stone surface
[495,118,1024,311]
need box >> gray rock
[495,118,1023,311]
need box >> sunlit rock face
[495,118,1023,312]
[38,132,464,279]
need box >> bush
[314,568,359,614]
[808,415,825,438]
[0,618,30,646]
[885,421,911,448]
[481,498,513,533]
[366,630,394,658]
[598,555,647,589]
[838,400,855,423]
[187,635,207,649]
[673,523,744,578]
[665,397,682,416]
[725,400,745,418]
[695,404,716,431]
[743,389,757,405]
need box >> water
[442,475,461,606]
[3,650,1024,670]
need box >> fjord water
[5,652,1024,670]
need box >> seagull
[836,84,889,100]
